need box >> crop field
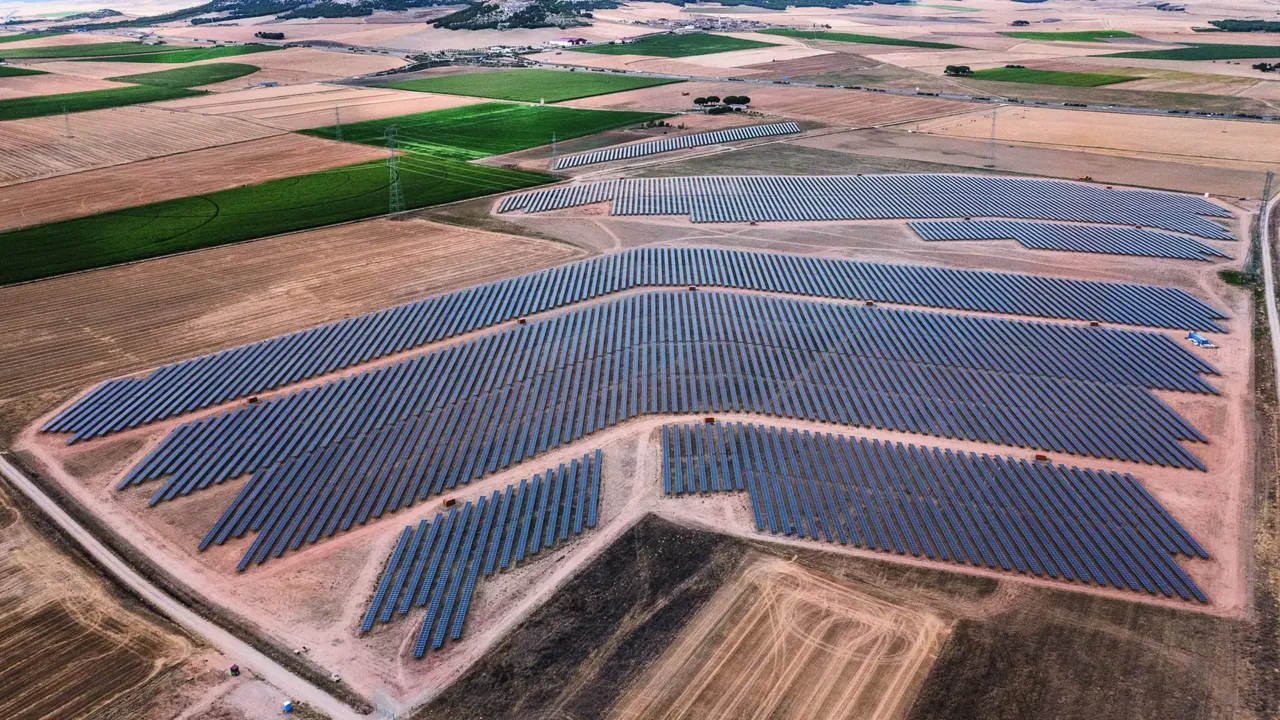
[107,62,261,88]
[1001,30,1138,42]
[0,31,65,44]
[573,32,780,57]
[0,155,550,283]
[0,84,205,121]
[969,67,1132,87]
[381,68,682,103]
[1107,43,1280,60]
[98,44,283,64]
[304,102,669,159]
[759,29,961,49]
[0,65,45,76]
[0,41,178,59]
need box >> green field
[0,156,550,284]
[0,31,66,44]
[0,84,206,122]
[108,62,260,88]
[0,41,180,59]
[1001,30,1138,42]
[381,69,682,103]
[304,102,670,159]
[97,44,283,64]
[0,65,46,77]
[969,66,1133,87]
[1105,43,1280,60]
[759,28,960,48]
[572,32,779,57]
[913,3,980,11]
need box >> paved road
[1262,188,1280,403]
[0,453,365,720]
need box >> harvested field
[0,105,282,186]
[562,81,968,127]
[381,68,682,103]
[913,106,1280,171]
[0,218,584,437]
[614,560,946,720]
[0,480,193,719]
[0,133,387,231]
[219,47,407,78]
[0,72,129,99]
[152,82,486,130]
[571,32,780,58]
[0,84,205,122]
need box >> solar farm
[2,3,1275,715]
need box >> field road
[0,453,368,720]
[1261,185,1280,404]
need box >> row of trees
[693,95,751,106]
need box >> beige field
[0,73,130,99]
[0,133,386,232]
[914,105,1280,171]
[0,105,283,186]
[0,218,585,437]
[0,31,134,50]
[613,560,946,720]
[152,82,485,129]
[29,58,193,79]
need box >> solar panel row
[498,174,1233,239]
[909,220,1231,262]
[661,422,1208,602]
[44,247,1228,443]
[355,453,601,656]
[552,122,802,170]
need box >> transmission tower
[63,107,73,138]
[550,132,557,165]
[334,104,343,141]
[385,125,405,215]
[985,105,998,168]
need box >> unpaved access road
[0,453,366,720]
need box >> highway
[0,452,366,720]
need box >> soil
[0,73,131,99]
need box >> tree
[693,97,707,105]
[705,95,721,104]
[944,65,973,76]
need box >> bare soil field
[0,218,584,438]
[913,106,1280,171]
[0,133,387,232]
[31,58,191,79]
[153,82,485,130]
[0,105,283,186]
[613,560,946,720]
[0,31,128,50]
[0,480,195,719]
[562,81,968,127]
[0,73,131,99]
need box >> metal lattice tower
[385,125,405,215]
[334,104,342,141]
[985,105,998,168]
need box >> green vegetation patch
[572,32,780,58]
[0,156,550,284]
[0,31,67,43]
[0,85,206,122]
[1207,19,1280,33]
[304,102,671,160]
[1001,30,1138,42]
[381,69,682,103]
[97,44,283,64]
[0,41,179,60]
[759,28,960,48]
[913,3,981,11]
[0,65,47,77]
[1105,43,1280,60]
[969,66,1133,87]
[108,62,260,88]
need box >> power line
[386,125,405,215]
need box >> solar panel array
[662,422,1208,602]
[120,290,1212,557]
[498,174,1233,239]
[359,452,601,656]
[44,247,1228,444]
[552,122,801,170]
[909,220,1231,262]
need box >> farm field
[1107,43,1280,61]
[759,28,961,49]
[0,217,583,437]
[0,73,131,100]
[381,68,682,103]
[573,32,779,57]
[0,31,65,44]
[0,41,180,59]
[303,102,670,159]
[0,133,387,232]
[0,65,44,76]
[969,67,1132,87]
[0,153,549,284]
[107,62,261,88]
[1002,30,1139,42]
[0,105,282,186]
[0,83,205,121]
[96,43,283,64]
